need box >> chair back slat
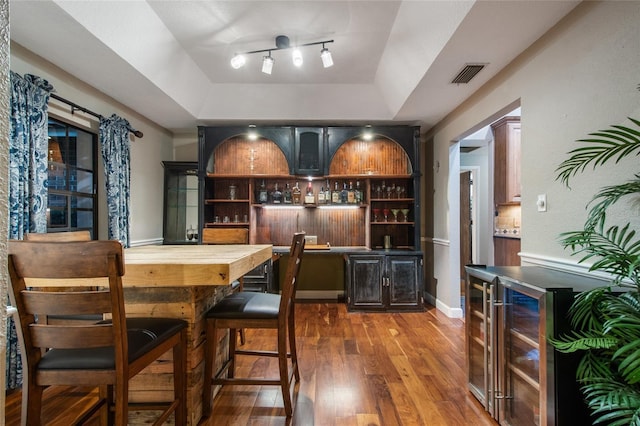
[25,230,91,242]
[278,233,306,316]
[8,240,124,279]
[30,324,114,349]
[21,290,112,316]
[202,228,249,244]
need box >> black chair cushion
[37,317,187,370]
[207,291,281,320]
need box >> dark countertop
[273,246,422,256]
[493,234,521,240]
[465,265,614,293]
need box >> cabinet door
[348,256,385,310]
[243,259,274,293]
[387,255,421,309]
[294,127,324,175]
[163,162,199,244]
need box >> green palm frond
[552,332,617,352]
[580,379,640,425]
[583,177,640,231]
[577,351,618,383]
[560,223,640,287]
[556,117,640,187]
[567,287,612,331]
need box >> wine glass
[390,209,399,222]
[382,208,390,222]
[396,186,403,199]
[401,208,410,222]
[373,208,381,222]
[386,186,393,199]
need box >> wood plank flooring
[5,303,496,425]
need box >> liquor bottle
[292,181,302,204]
[347,181,356,204]
[355,180,362,204]
[283,183,292,204]
[331,181,341,204]
[340,182,348,204]
[258,179,268,204]
[304,181,315,204]
[325,180,331,204]
[317,186,326,204]
[272,182,282,204]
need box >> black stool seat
[207,292,280,320]
[39,318,187,370]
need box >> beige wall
[426,1,640,316]
[10,43,174,245]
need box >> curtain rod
[50,93,144,138]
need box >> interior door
[460,171,473,280]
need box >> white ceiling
[9,1,580,135]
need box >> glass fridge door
[466,275,493,414]
[499,286,543,426]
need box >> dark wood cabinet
[162,161,199,245]
[346,254,423,311]
[294,127,325,175]
[494,236,521,266]
[492,116,521,204]
[243,258,275,293]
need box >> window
[47,118,98,237]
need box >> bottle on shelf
[355,180,363,204]
[283,183,292,204]
[331,181,340,204]
[347,181,356,204]
[340,182,348,204]
[292,181,302,204]
[304,181,315,204]
[318,186,326,204]
[272,182,282,204]
[257,179,268,204]
[325,180,331,204]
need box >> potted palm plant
[552,106,640,425]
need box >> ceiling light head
[320,46,333,68]
[261,53,274,75]
[363,125,373,140]
[292,48,303,67]
[230,54,246,69]
[247,125,258,141]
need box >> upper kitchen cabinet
[294,127,325,176]
[492,117,521,204]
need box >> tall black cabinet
[162,161,199,245]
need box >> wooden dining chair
[7,240,188,426]
[202,232,305,418]
[24,231,98,325]
[202,227,250,344]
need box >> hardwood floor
[5,303,496,425]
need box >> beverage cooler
[464,266,603,426]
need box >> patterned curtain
[7,72,53,389]
[99,114,131,248]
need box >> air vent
[451,64,486,84]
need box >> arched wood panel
[329,137,412,175]
[212,137,289,175]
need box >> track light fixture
[231,35,334,74]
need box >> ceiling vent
[451,64,486,84]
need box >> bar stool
[202,232,305,418]
[7,240,188,425]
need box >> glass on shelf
[373,208,381,222]
[382,208,390,222]
[390,208,399,222]
[401,208,410,221]
[186,225,195,241]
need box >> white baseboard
[130,238,163,247]
[435,298,464,319]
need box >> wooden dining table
[25,243,272,425]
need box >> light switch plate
[537,194,547,212]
